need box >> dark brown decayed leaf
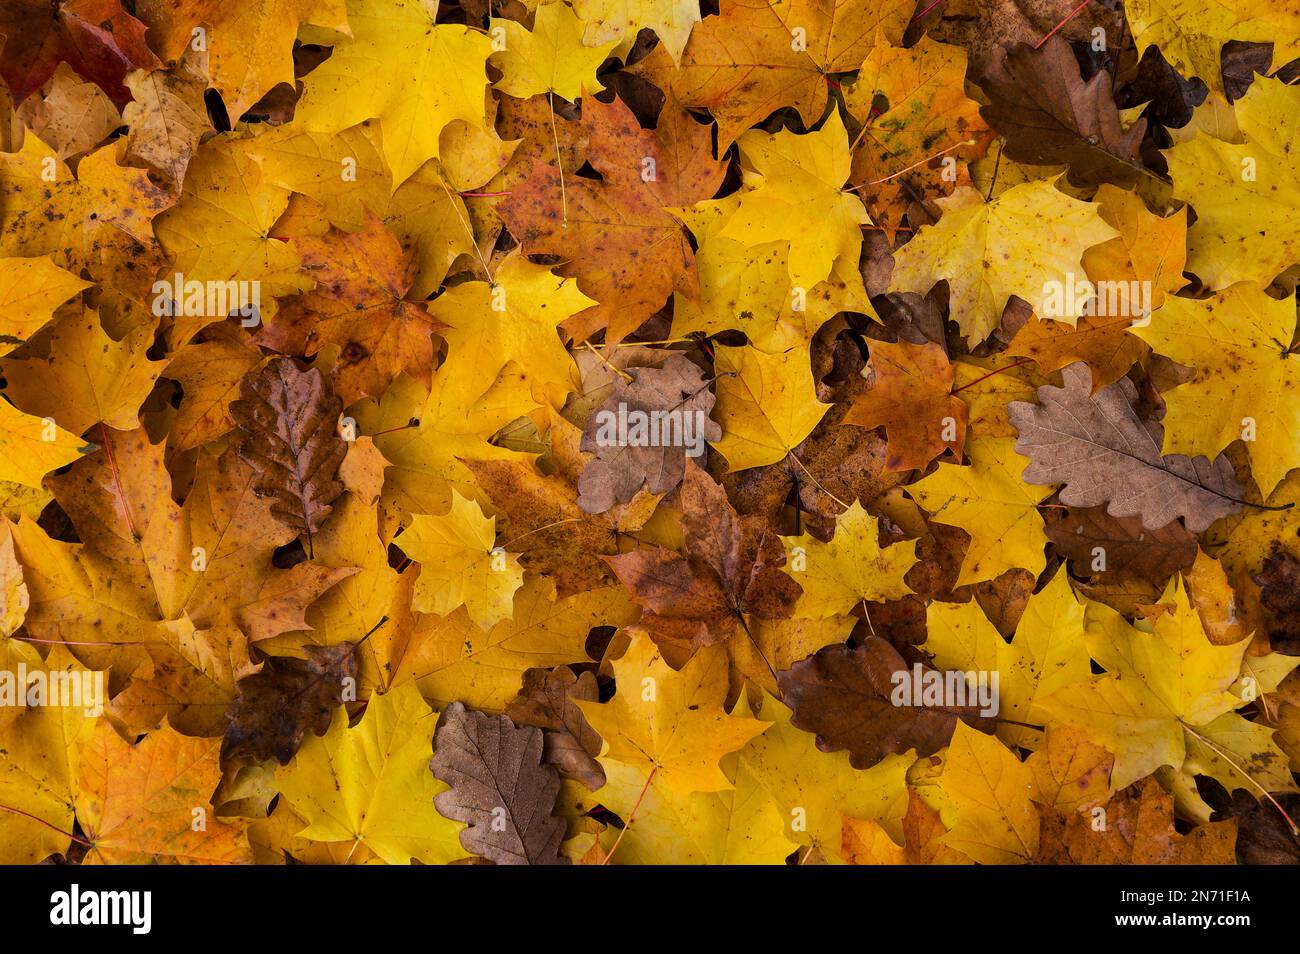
[222,643,358,765]
[1128,45,1207,129]
[1035,778,1238,864]
[979,38,1147,185]
[429,703,568,866]
[1257,546,1300,653]
[777,637,993,769]
[230,358,348,554]
[505,667,606,791]
[1045,505,1198,586]
[1008,362,1243,532]
[577,353,721,514]
[1220,790,1300,864]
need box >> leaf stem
[601,765,657,864]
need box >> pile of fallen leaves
[0,0,1298,866]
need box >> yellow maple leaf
[250,122,502,298]
[1,310,164,436]
[0,138,173,327]
[924,721,1040,864]
[736,693,910,862]
[1082,183,1188,312]
[0,256,88,357]
[577,630,770,796]
[1132,282,1299,497]
[491,1,618,101]
[1166,77,1300,290]
[582,638,795,864]
[784,500,916,617]
[710,344,830,471]
[429,251,590,410]
[1124,0,1300,96]
[909,436,1051,586]
[401,489,524,629]
[0,398,85,489]
[277,680,465,864]
[295,0,495,187]
[695,110,869,289]
[592,754,796,864]
[0,643,95,863]
[1040,576,1298,803]
[357,367,539,517]
[0,524,26,637]
[926,568,1091,748]
[153,135,308,333]
[571,0,700,63]
[396,577,637,711]
[890,180,1118,344]
[672,196,871,352]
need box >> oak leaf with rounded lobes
[1008,362,1245,533]
[577,352,720,514]
[430,702,568,865]
[230,359,348,555]
[777,637,990,770]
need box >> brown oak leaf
[505,667,606,791]
[577,352,721,514]
[230,358,348,555]
[430,702,568,866]
[1008,362,1243,532]
[1046,505,1198,587]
